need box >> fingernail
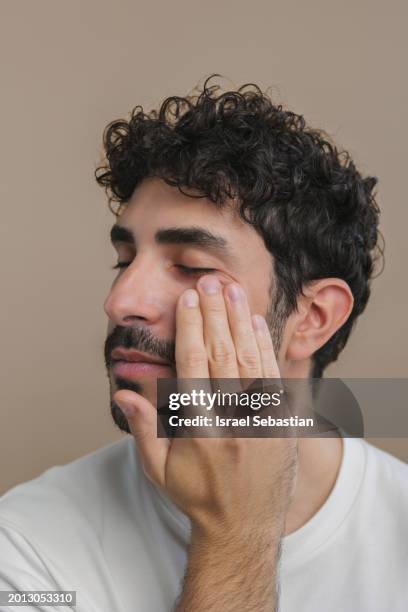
[227,283,244,303]
[183,289,199,307]
[117,400,135,418]
[199,276,220,295]
[252,314,268,331]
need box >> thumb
[114,390,169,488]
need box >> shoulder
[0,437,151,609]
[0,437,136,540]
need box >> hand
[114,275,298,541]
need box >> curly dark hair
[96,74,383,378]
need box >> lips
[111,348,171,366]
[111,348,174,380]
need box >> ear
[285,279,354,362]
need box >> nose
[104,258,166,328]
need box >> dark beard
[104,325,175,434]
[109,376,143,434]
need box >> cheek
[166,309,177,339]
[241,254,273,316]
[244,281,271,317]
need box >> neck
[284,435,343,536]
[279,360,344,535]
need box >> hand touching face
[114,277,297,540]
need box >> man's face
[104,177,275,432]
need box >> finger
[197,275,240,379]
[175,288,212,426]
[175,289,210,379]
[114,390,169,488]
[251,314,281,379]
[224,282,262,380]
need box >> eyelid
[175,265,217,275]
[111,262,217,274]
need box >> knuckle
[178,351,208,370]
[180,312,201,327]
[208,342,236,365]
[207,301,226,314]
[236,350,260,371]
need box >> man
[0,77,407,611]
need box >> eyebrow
[110,224,234,260]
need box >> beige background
[0,0,407,495]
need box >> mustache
[104,324,176,370]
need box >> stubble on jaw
[108,375,143,434]
[265,270,290,359]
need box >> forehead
[117,177,268,256]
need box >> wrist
[190,519,283,556]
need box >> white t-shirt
[0,436,407,611]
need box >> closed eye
[111,262,216,275]
[175,265,217,276]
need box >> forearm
[175,527,282,612]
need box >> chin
[111,400,132,434]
